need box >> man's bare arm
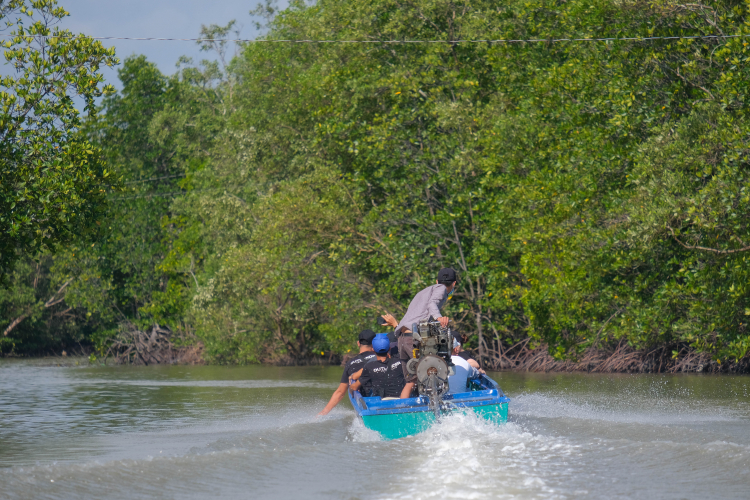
[400,382,415,399]
[318,383,348,416]
[350,368,364,382]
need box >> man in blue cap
[318,329,377,415]
[349,333,405,399]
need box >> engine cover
[409,319,456,406]
[415,354,449,383]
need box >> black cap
[438,267,457,283]
[452,331,465,345]
[358,329,376,344]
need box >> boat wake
[346,414,383,443]
[359,411,581,500]
[511,391,741,425]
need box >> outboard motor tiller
[405,319,456,416]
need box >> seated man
[318,329,376,415]
[452,331,481,369]
[349,334,405,399]
[395,267,459,398]
[448,337,485,394]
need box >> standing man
[318,329,376,416]
[395,267,458,398]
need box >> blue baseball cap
[372,333,390,354]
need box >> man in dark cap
[394,267,459,398]
[318,329,377,415]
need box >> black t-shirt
[358,356,406,398]
[340,352,377,384]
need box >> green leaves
[176,0,750,363]
[13,0,750,364]
[53,54,224,349]
[0,0,118,278]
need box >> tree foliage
[184,0,750,363]
[0,0,117,276]
[5,0,750,366]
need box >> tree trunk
[475,307,485,366]
[2,278,72,337]
[3,312,31,337]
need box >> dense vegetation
[3,0,750,370]
[0,0,117,278]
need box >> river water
[1,359,749,499]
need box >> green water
[1,359,749,499]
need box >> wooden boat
[348,374,510,440]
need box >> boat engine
[405,319,456,416]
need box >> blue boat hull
[349,374,510,440]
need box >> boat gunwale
[348,374,510,417]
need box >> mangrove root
[105,324,204,365]
[479,339,750,374]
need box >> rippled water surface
[1,359,749,499]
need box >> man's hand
[438,316,450,328]
[381,313,399,329]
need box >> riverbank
[272,341,750,374]
[5,342,749,375]
[480,341,750,375]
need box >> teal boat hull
[349,374,510,440]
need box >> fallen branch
[3,278,74,336]
[105,324,204,365]
[3,311,31,337]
